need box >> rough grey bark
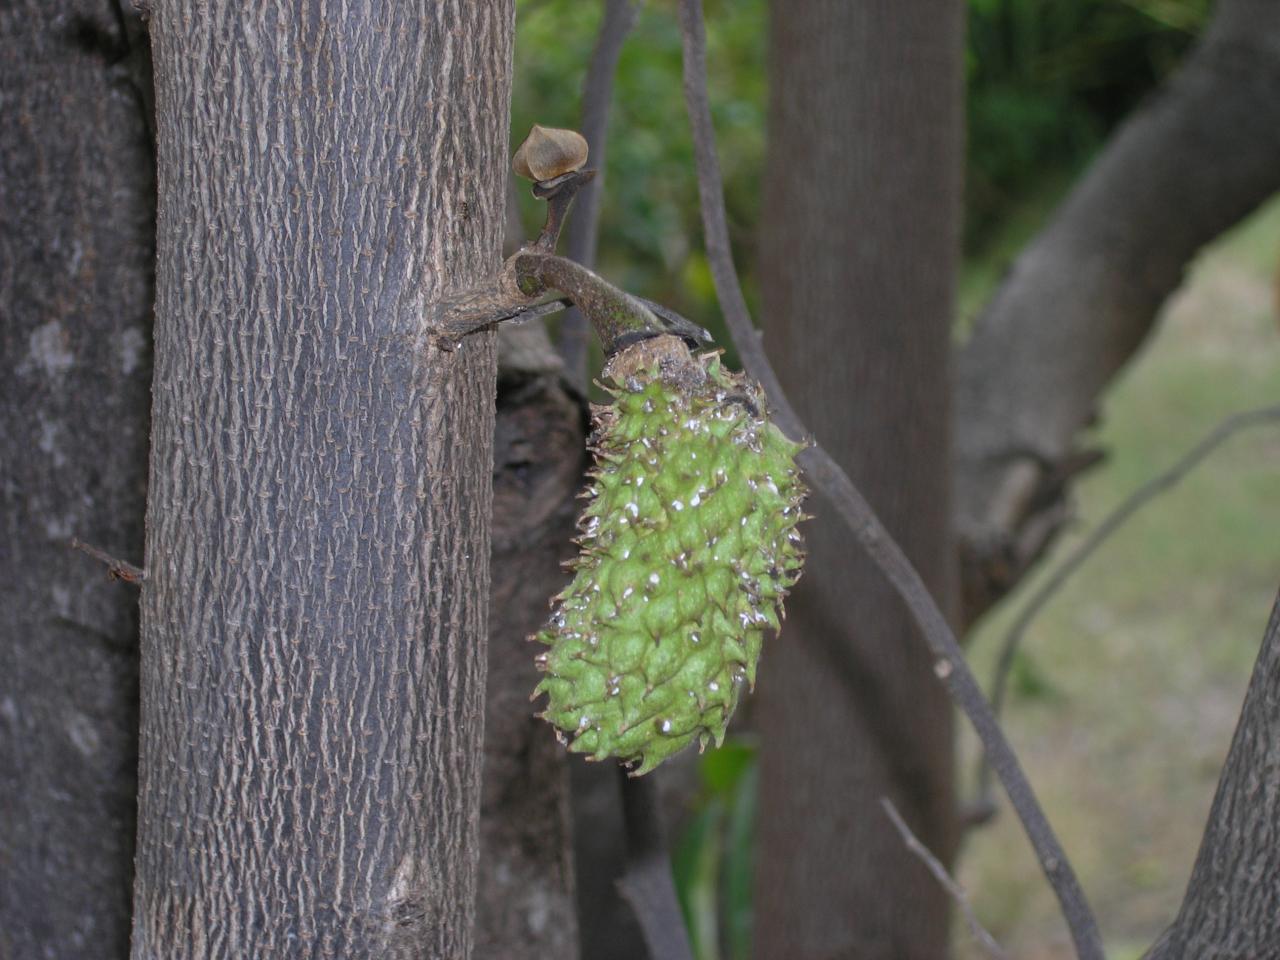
[1144,591,1280,960]
[0,3,154,957]
[131,3,512,957]
[955,0,1280,623]
[475,324,582,960]
[754,1,965,957]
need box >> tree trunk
[954,0,1280,623]
[0,3,154,957]
[1144,591,1280,959]
[474,324,583,959]
[131,3,512,957]
[754,1,965,958]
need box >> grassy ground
[955,196,1280,959]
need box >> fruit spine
[532,335,806,775]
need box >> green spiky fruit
[532,335,806,775]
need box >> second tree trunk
[755,1,965,956]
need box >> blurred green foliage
[966,0,1209,245]
[514,0,1210,353]
[671,739,758,960]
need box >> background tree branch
[955,0,1280,624]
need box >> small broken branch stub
[69,537,146,584]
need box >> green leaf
[723,763,757,960]
[672,801,725,960]
[699,737,756,796]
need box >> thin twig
[558,0,643,389]
[881,797,1010,960]
[675,2,1104,957]
[977,403,1280,801]
[69,537,146,584]
[616,769,696,960]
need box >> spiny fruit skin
[532,335,806,775]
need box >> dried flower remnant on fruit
[512,125,589,182]
[532,335,807,775]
